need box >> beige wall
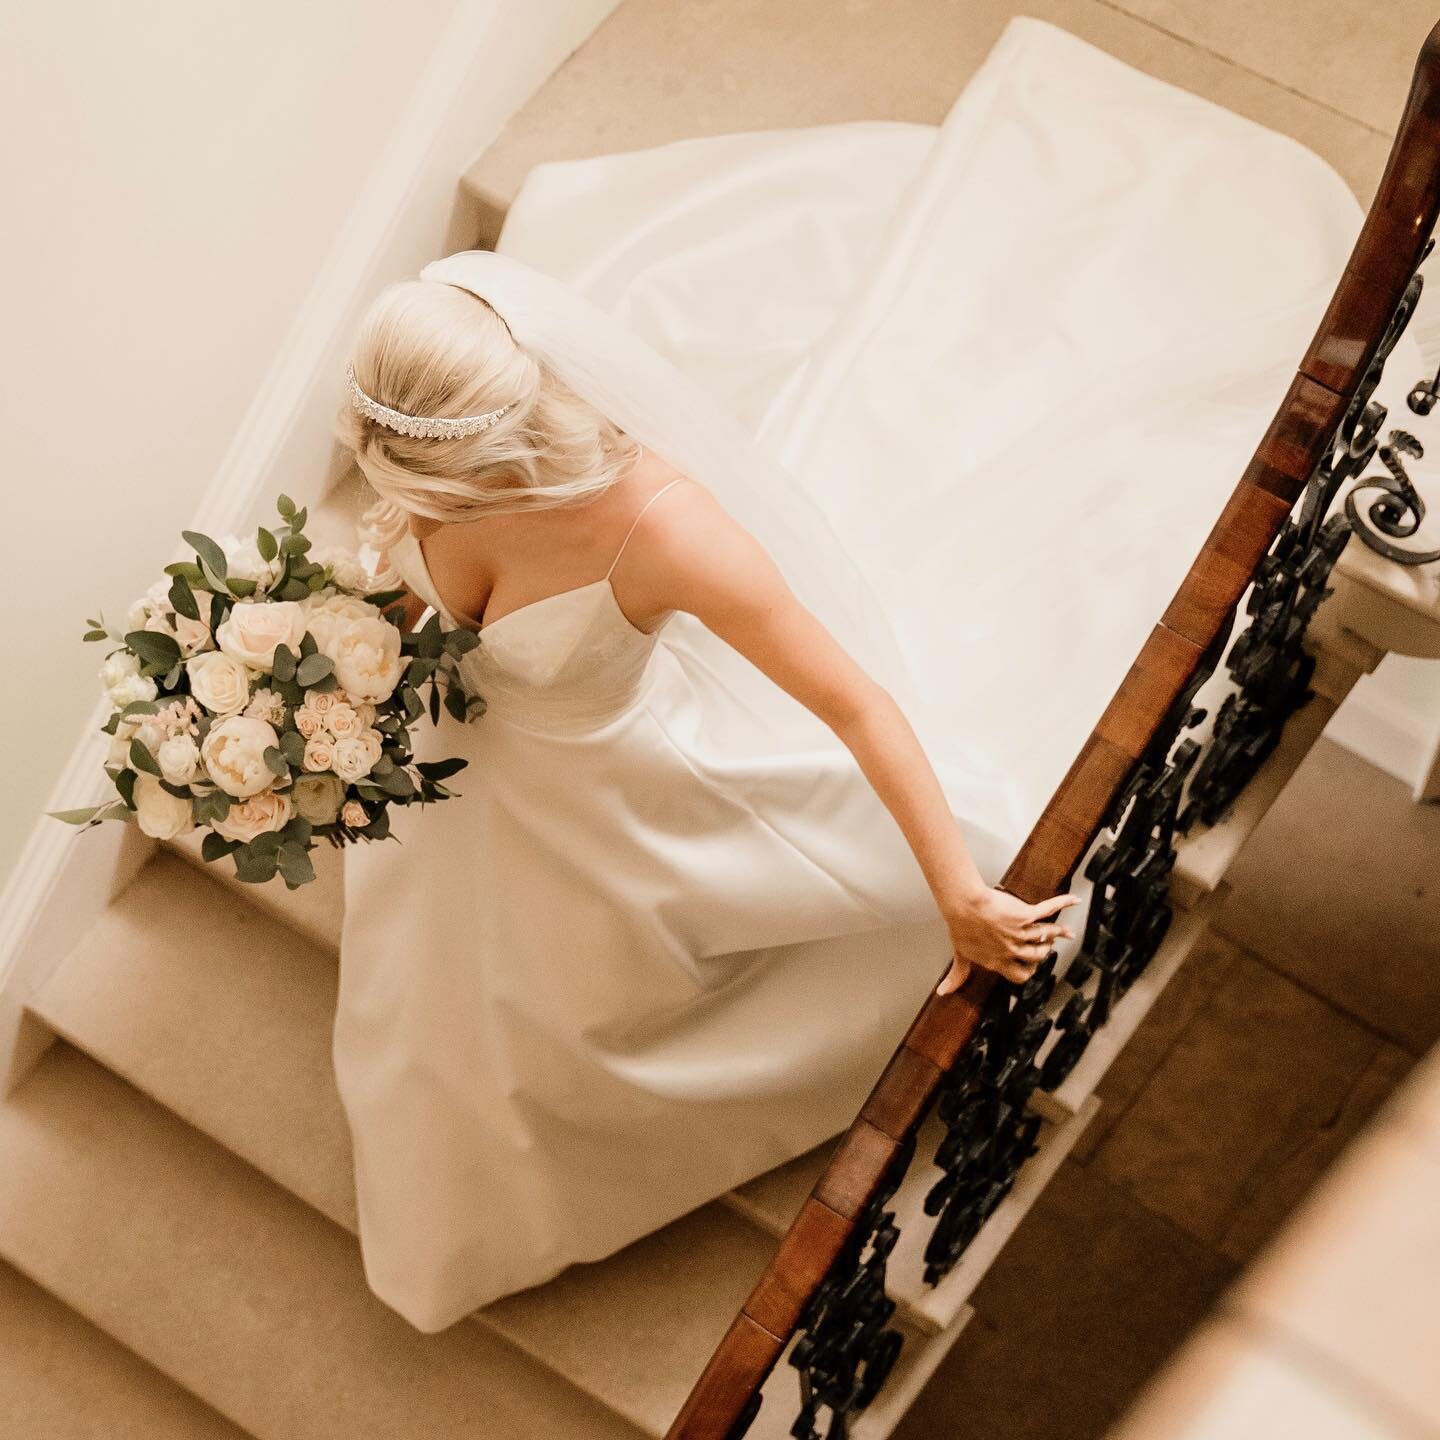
[0,0,613,889]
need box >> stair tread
[0,1042,641,1440]
[0,1256,251,1440]
[166,829,344,955]
[31,850,355,1230]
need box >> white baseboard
[0,0,621,1082]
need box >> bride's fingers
[935,955,972,996]
[1030,894,1082,921]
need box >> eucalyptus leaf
[48,803,107,824]
[128,738,162,776]
[296,653,333,686]
[228,577,258,599]
[199,556,229,594]
[280,730,307,766]
[201,831,239,863]
[124,629,182,672]
[182,530,228,579]
[169,572,201,621]
[272,645,297,683]
[277,493,296,519]
[416,757,467,782]
[263,745,290,778]
[256,526,279,562]
[278,843,315,889]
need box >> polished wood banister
[666,19,1440,1439]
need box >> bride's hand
[935,887,1082,994]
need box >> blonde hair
[334,279,642,553]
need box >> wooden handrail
[666,20,1440,1439]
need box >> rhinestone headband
[345,362,516,439]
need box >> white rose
[212,789,292,843]
[325,701,361,738]
[332,728,384,782]
[100,651,141,689]
[327,618,405,705]
[124,596,152,632]
[216,599,308,674]
[311,544,369,593]
[293,706,324,739]
[187,651,251,716]
[220,534,283,592]
[307,690,337,717]
[170,610,213,658]
[302,735,336,773]
[157,733,201,786]
[291,773,345,825]
[200,716,280,798]
[133,718,167,755]
[109,672,159,707]
[132,772,195,840]
[341,799,369,828]
[106,732,132,767]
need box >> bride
[329,16,1366,1333]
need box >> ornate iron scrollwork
[1186,242,1435,829]
[783,241,1440,1429]
[919,966,1049,1284]
[786,1130,917,1440]
[916,244,1440,1294]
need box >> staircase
[0,553,1373,1439]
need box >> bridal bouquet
[51,494,484,888]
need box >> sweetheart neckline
[398,535,666,640]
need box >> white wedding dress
[334,16,1373,1332]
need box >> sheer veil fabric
[333,16,1374,1332]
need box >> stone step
[27,852,883,1437]
[726,1096,1098,1337]
[0,1256,252,1440]
[30,850,356,1231]
[0,1042,642,1440]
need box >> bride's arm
[629,488,1080,991]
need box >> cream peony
[332,728,384,783]
[327,618,405,705]
[156,734,201,786]
[302,735,336,773]
[341,799,369,828]
[212,788,292,843]
[291,772,345,825]
[132,772,195,840]
[303,592,377,661]
[201,716,280,798]
[187,651,251,716]
[216,599,308,674]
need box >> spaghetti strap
[604,476,692,579]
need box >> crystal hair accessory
[346,362,517,439]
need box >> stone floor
[895,733,1440,1440]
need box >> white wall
[0,0,617,890]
